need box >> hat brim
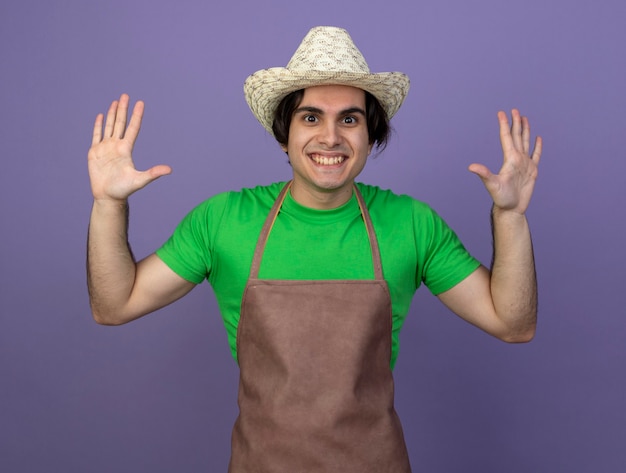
[244,67,410,135]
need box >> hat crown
[286,26,370,74]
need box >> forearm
[87,199,137,324]
[489,206,537,341]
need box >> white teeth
[311,154,345,165]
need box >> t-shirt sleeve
[155,193,230,284]
[416,202,482,295]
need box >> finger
[92,113,104,146]
[531,136,543,165]
[522,116,531,156]
[498,111,514,155]
[511,109,523,151]
[124,100,145,146]
[113,94,130,139]
[103,99,119,138]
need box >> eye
[303,114,318,123]
[342,116,356,124]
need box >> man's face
[281,85,372,209]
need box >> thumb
[468,163,493,183]
[468,163,503,200]
[135,164,172,189]
[147,164,172,178]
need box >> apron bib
[229,182,411,472]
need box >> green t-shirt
[156,182,481,368]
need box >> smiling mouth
[310,153,346,166]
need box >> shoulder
[231,181,288,207]
[355,182,436,217]
[217,181,287,221]
[186,181,287,217]
[167,181,288,253]
[355,183,455,245]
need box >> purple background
[1,0,625,471]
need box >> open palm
[88,94,171,202]
[469,109,542,214]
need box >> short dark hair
[272,89,391,151]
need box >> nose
[318,121,342,147]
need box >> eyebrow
[294,106,366,117]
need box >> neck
[289,182,354,210]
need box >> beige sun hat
[244,26,410,135]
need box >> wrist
[491,205,530,238]
[491,204,527,222]
[91,198,129,219]
[93,196,128,207]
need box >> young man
[87,27,542,472]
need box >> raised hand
[88,94,171,202]
[468,109,542,215]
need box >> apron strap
[249,181,384,280]
[353,184,384,281]
[248,181,292,279]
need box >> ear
[280,143,288,153]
